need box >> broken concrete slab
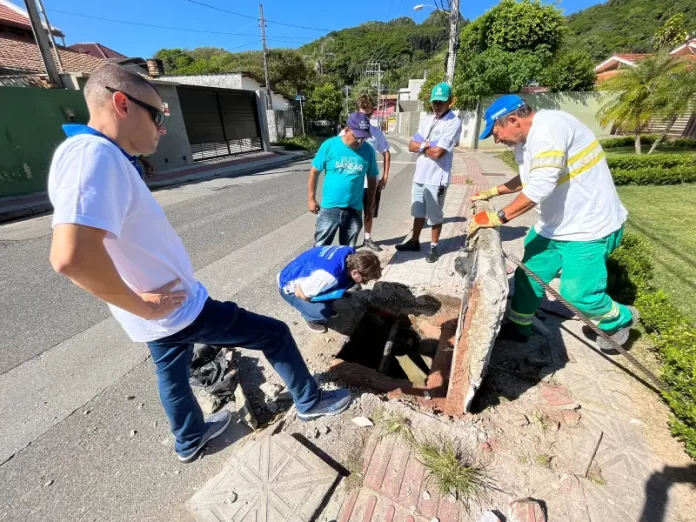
[187,432,339,522]
[446,200,508,415]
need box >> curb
[0,151,314,225]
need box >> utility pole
[445,0,460,85]
[365,61,383,128]
[259,4,272,110]
[24,0,61,86]
[36,0,63,73]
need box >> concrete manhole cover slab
[188,432,339,522]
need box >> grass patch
[607,146,695,156]
[617,184,696,319]
[496,150,517,172]
[534,453,553,468]
[530,411,552,432]
[417,437,492,503]
[373,408,492,504]
[344,441,366,492]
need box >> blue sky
[34,0,602,58]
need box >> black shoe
[304,319,328,333]
[426,245,439,263]
[497,322,529,343]
[396,240,420,252]
[363,237,383,252]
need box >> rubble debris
[190,345,239,408]
[194,388,222,415]
[266,401,278,414]
[43,479,54,487]
[235,386,258,430]
[260,382,284,400]
[352,417,374,428]
[422,491,431,500]
[126,395,135,400]
[562,410,582,428]
[511,413,529,427]
[130,430,137,437]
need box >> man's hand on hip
[137,279,187,320]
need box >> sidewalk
[186,149,696,522]
[0,149,310,224]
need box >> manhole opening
[337,308,433,384]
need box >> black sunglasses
[105,87,166,128]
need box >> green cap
[430,82,451,102]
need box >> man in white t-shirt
[470,95,638,350]
[357,95,391,252]
[396,82,462,263]
[48,64,352,464]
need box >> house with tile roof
[0,0,106,79]
[68,42,128,61]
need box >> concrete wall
[149,83,193,171]
[163,73,244,90]
[477,91,611,150]
[0,87,89,198]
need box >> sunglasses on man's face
[105,87,166,128]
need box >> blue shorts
[411,183,447,226]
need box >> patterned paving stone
[339,434,462,522]
[187,432,339,522]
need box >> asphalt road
[0,137,419,522]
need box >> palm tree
[596,53,684,154]
[648,61,696,154]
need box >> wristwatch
[497,209,509,224]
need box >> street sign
[295,95,306,101]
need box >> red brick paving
[540,385,575,407]
[339,434,461,522]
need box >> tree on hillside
[596,54,685,154]
[653,13,689,51]
[648,60,696,153]
[306,83,343,122]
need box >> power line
[50,9,309,40]
[184,0,334,32]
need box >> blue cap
[430,82,452,102]
[479,95,526,140]
[347,112,372,139]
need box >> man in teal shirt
[308,112,379,247]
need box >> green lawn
[617,184,696,318]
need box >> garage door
[177,86,262,161]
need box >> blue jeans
[146,298,320,456]
[279,289,334,324]
[314,207,362,247]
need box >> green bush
[607,153,696,171]
[273,135,319,152]
[600,135,696,150]
[607,233,696,459]
[611,166,696,185]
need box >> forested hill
[566,0,696,62]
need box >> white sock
[431,242,438,248]
[365,233,371,240]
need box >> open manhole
[337,309,434,385]
[331,300,459,407]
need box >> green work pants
[509,226,633,336]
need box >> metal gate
[177,85,262,162]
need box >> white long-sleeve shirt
[513,110,627,241]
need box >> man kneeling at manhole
[279,246,382,334]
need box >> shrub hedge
[600,135,696,149]
[607,233,696,459]
[607,154,696,171]
[611,166,696,185]
[272,135,319,152]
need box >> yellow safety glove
[469,186,499,202]
[468,210,503,236]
